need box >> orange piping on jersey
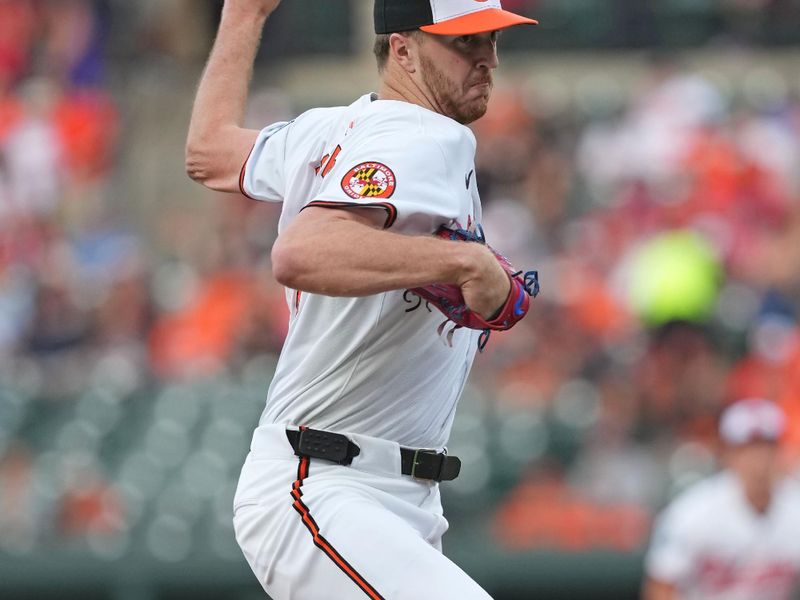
[291,456,386,600]
[239,142,257,200]
[303,200,398,229]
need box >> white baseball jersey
[645,471,800,600]
[241,93,483,449]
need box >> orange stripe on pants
[291,456,386,600]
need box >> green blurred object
[627,230,722,326]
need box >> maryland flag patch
[341,162,396,200]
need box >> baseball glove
[407,226,539,351]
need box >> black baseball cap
[375,0,538,36]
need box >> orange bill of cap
[420,8,537,35]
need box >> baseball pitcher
[186,1,538,598]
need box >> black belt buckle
[296,428,360,466]
[411,449,438,480]
[409,449,440,480]
[408,449,462,482]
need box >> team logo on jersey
[341,162,396,200]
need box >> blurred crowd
[0,0,123,549]
[1,0,800,563]
[479,58,800,550]
[0,0,286,556]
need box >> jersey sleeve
[240,121,292,202]
[644,498,700,584]
[306,130,461,232]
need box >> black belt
[286,428,461,482]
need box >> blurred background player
[643,398,800,600]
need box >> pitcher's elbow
[271,239,301,288]
[185,143,209,184]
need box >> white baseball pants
[233,425,493,600]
